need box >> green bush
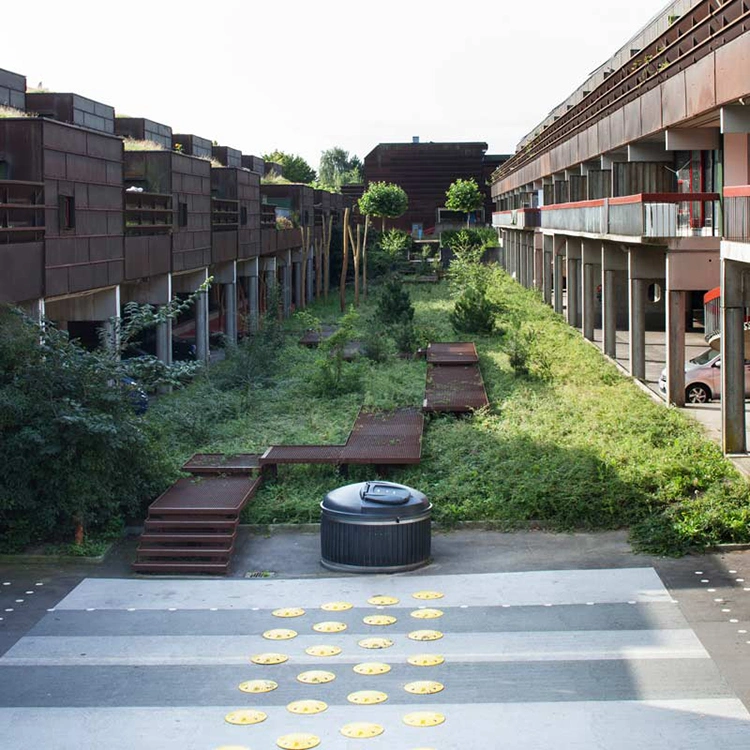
[375,277,415,327]
[379,229,413,258]
[308,309,364,397]
[450,287,498,334]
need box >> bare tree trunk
[300,227,307,309]
[340,208,350,312]
[362,214,370,299]
[349,224,360,307]
[324,216,333,299]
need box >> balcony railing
[492,208,541,230]
[540,193,720,238]
[0,180,45,244]
[212,197,239,231]
[261,204,276,228]
[724,186,750,243]
[124,190,172,235]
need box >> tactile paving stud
[313,621,347,633]
[407,654,445,667]
[287,699,328,715]
[348,690,388,705]
[340,722,385,739]
[411,609,443,620]
[353,662,392,675]
[367,595,399,606]
[402,711,446,727]
[363,614,397,626]
[321,601,353,611]
[412,591,444,601]
[224,709,267,725]
[263,628,298,640]
[358,637,394,649]
[404,680,444,695]
[305,644,342,657]
[238,679,278,694]
[276,733,320,750]
[408,630,443,641]
[273,607,306,618]
[251,652,288,665]
[297,670,336,684]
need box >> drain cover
[367,595,399,605]
[404,680,444,695]
[402,711,446,727]
[238,679,278,694]
[408,630,443,641]
[312,621,347,633]
[363,614,397,626]
[273,607,305,618]
[348,690,388,705]
[321,601,353,611]
[263,628,297,640]
[287,699,328,715]
[407,654,445,667]
[411,609,443,619]
[305,644,342,657]
[358,637,394,649]
[251,653,288,665]
[297,670,336,684]
[412,591,443,600]
[224,709,267,725]
[340,722,384,739]
[276,733,320,749]
[353,662,391,675]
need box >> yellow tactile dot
[320,601,353,612]
[305,644,342,657]
[407,654,445,667]
[297,669,336,684]
[224,709,267,725]
[412,591,444,601]
[312,620,347,633]
[410,608,444,620]
[363,614,397,626]
[353,662,392,675]
[287,699,328,715]
[404,680,445,695]
[238,679,278,694]
[340,722,385,739]
[367,595,399,606]
[251,652,288,665]
[408,629,443,641]
[348,689,389,705]
[276,733,320,750]
[263,628,298,640]
[358,637,394,649]
[402,711,446,727]
[273,607,305,618]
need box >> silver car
[658,349,750,404]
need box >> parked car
[658,348,750,403]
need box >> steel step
[132,561,229,574]
[136,547,233,558]
[138,532,235,545]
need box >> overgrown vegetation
[262,150,316,184]
[0,106,30,119]
[123,138,164,151]
[445,177,484,226]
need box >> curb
[0,545,114,565]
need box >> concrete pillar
[583,263,595,340]
[542,234,553,305]
[45,286,121,353]
[307,255,314,302]
[195,288,209,363]
[533,233,543,291]
[629,278,646,380]
[602,270,617,358]
[567,258,580,328]
[283,251,292,317]
[553,253,564,315]
[293,261,302,310]
[238,258,260,332]
[721,259,746,453]
[665,290,686,407]
[224,283,237,345]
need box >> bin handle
[360,481,411,505]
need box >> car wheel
[685,383,711,404]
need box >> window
[647,283,662,303]
[240,206,248,226]
[178,202,188,227]
[59,195,75,230]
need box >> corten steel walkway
[133,463,263,575]
[422,342,489,414]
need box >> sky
[2,0,667,171]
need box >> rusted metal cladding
[210,168,239,264]
[172,133,212,159]
[0,242,44,303]
[25,93,115,135]
[612,162,675,196]
[123,235,171,280]
[115,117,172,149]
[239,169,261,258]
[262,183,315,228]
[212,145,242,168]
[0,68,25,110]
[261,227,277,255]
[241,154,265,175]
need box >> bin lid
[322,481,429,517]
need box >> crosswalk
[1,568,749,749]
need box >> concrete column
[583,263,595,340]
[248,275,259,331]
[156,318,172,365]
[307,255,314,302]
[721,259,746,453]
[224,283,237,345]
[123,273,172,365]
[195,288,209,363]
[629,278,646,380]
[603,270,617,358]
[553,253,564,315]
[533,233,543,291]
[283,256,292,317]
[665,290,686,407]
[567,258,580,328]
[293,261,302,310]
[542,235,553,305]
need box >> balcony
[724,186,750,243]
[124,190,172,235]
[492,208,541,230]
[540,193,720,240]
[0,180,45,243]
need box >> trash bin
[320,480,432,573]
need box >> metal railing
[724,189,750,242]
[492,208,541,230]
[0,180,45,244]
[124,190,172,235]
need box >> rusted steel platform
[182,453,261,475]
[425,342,479,365]
[260,444,344,464]
[132,475,262,575]
[423,363,489,414]
[299,325,337,347]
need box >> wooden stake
[362,214,370,299]
[325,215,333,299]
[340,208,350,312]
[349,224,360,307]
[300,227,307,309]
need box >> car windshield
[690,349,716,365]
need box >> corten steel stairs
[132,456,262,575]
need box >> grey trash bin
[320,480,432,573]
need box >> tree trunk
[74,518,84,546]
[362,215,370,299]
[381,216,385,233]
[340,208,350,312]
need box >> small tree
[318,147,363,190]
[445,178,484,227]
[262,150,316,184]
[359,182,408,232]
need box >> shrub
[379,229,413,258]
[450,287,498,334]
[375,276,415,327]
[361,322,395,363]
[309,309,364,397]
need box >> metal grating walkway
[423,363,489,414]
[425,341,479,365]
